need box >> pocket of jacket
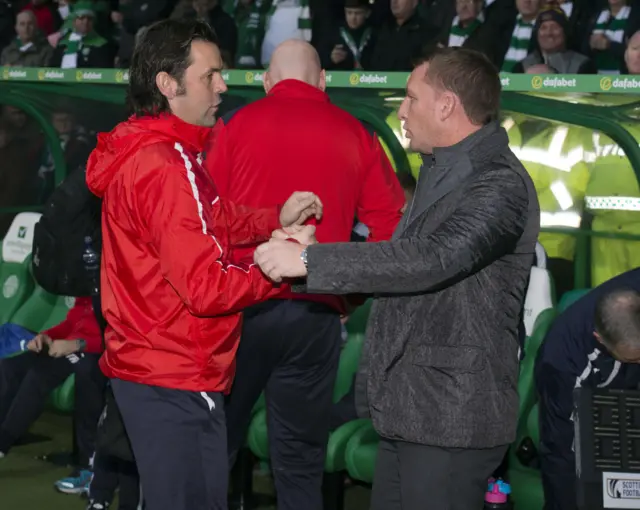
[411,345,485,374]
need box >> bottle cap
[485,484,507,504]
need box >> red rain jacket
[86,113,285,392]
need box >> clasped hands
[27,334,82,357]
[258,191,322,282]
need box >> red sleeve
[221,198,281,247]
[356,134,405,242]
[137,153,286,317]
[42,313,74,340]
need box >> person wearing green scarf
[225,0,274,68]
[52,1,112,69]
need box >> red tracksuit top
[42,297,103,354]
[205,79,405,312]
[86,114,286,392]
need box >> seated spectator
[498,0,543,71]
[625,29,640,72]
[544,0,591,50]
[367,0,435,71]
[261,0,313,67]
[51,1,113,69]
[21,0,62,36]
[535,268,640,510]
[1,10,53,66]
[436,0,495,58]
[513,7,596,74]
[188,0,238,68]
[316,0,374,70]
[220,0,273,68]
[583,0,640,74]
[0,297,106,497]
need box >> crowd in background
[1,0,640,74]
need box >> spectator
[206,39,404,510]
[33,107,93,203]
[0,297,105,484]
[583,0,640,74]
[189,0,238,68]
[21,0,62,36]
[1,10,53,66]
[316,0,374,70]
[51,1,113,68]
[544,0,591,50]
[436,0,496,59]
[367,0,434,71]
[535,269,640,510]
[624,28,640,72]
[221,0,273,68]
[499,0,542,71]
[512,7,596,74]
[84,18,321,510]
[261,0,313,66]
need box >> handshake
[254,191,322,283]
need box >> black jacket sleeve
[303,165,530,295]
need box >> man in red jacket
[0,298,104,467]
[84,19,322,510]
[205,39,404,510]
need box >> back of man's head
[264,39,325,93]
[420,46,501,126]
[594,288,640,352]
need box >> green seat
[10,287,74,333]
[344,420,379,483]
[246,333,369,474]
[557,288,590,314]
[345,299,372,335]
[508,307,557,510]
[50,374,75,413]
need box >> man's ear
[263,71,272,94]
[156,71,177,100]
[318,69,326,92]
[439,91,456,122]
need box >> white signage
[603,472,640,508]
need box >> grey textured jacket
[302,122,540,449]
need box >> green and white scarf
[593,5,630,74]
[339,26,372,66]
[501,14,535,72]
[448,12,484,48]
[230,0,271,67]
[268,0,311,41]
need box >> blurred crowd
[0,0,640,74]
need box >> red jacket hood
[86,114,212,197]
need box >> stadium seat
[10,287,75,333]
[344,420,378,483]
[557,288,591,314]
[0,213,41,323]
[508,307,558,510]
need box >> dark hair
[127,18,218,117]
[396,170,416,193]
[417,46,501,125]
[594,288,640,348]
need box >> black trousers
[111,378,226,510]
[226,300,342,510]
[89,453,141,510]
[0,351,105,466]
[371,438,508,510]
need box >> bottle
[83,236,100,297]
[484,478,512,509]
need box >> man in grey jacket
[254,46,540,510]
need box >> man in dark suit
[254,46,541,510]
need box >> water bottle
[484,478,512,509]
[82,236,100,297]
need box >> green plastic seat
[344,420,379,483]
[345,299,372,335]
[557,288,590,314]
[508,307,558,510]
[246,333,369,474]
[10,288,74,333]
[50,374,75,413]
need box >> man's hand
[590,33,610,50]
[272,224,318,245]
[526,63,553,74]
[48,340,82,358]
[27,334,52,353]
[254,239,308,282]
[331,44,348,64]
[279,192,323,227]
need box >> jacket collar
[267,79,330,103]
[432,121,508,168]
[131,113,213,153]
